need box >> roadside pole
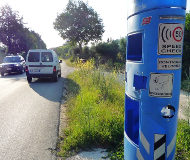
[124,0,187,159]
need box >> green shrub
[108,140,124,160]
[181,80,190,92]
[95,40,119,61]
[176,120,190,160]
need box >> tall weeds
[58,60,124,158]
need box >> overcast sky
[0,0,190,48]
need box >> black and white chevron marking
[136,148,144,160]
[154,134,166,160]
[167,133,176,158]
[140,131,150,154]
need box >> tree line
[182,12,190,79]
[54,37,126,63]
[0,5,46,55]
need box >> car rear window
[28,52,40,62]
[3,56,21,63]
[41,52,53,62]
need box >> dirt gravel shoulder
[179,90,189,120]
[59,61,75,138]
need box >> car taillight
[53,66,56,72]
[25,66,28,72]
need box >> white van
[25,49,62,83]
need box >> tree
[25,30,46,50]
[19,29,46,57]
[118,37,126,62]
[54,0,104,54]
[185,12,190,32]
[0,5,46,54]
[0,5,24,53]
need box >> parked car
[0,55,26,76]
[25,49,62,83]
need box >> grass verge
[176,120,190,160]
[58,60,124,158]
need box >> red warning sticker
[158,23,184,55]
[142,16,152,25]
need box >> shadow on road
[0,72,26,80]
[28,77,80,103]
[63,77,80,97]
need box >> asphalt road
[0,62,74,160]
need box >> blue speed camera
[124,0,187,159]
